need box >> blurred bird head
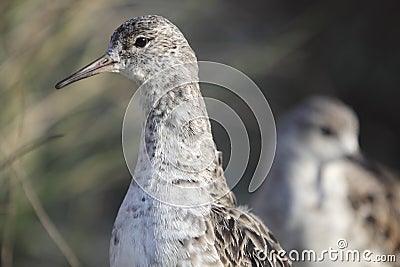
[279,96,360,162]
[55,15,197,89]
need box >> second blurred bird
[252,96,400,267]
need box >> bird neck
[137,62,196,111]
[275,136,321,184]
[133,67,218,205]
[141,81,214,162]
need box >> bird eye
[319,126,335,137]
[134,37,149,48]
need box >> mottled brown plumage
[211,150,290,266]
[212,205,291,267]
[345,158,400,264]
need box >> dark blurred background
[0,0,399,266]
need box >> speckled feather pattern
[345,160,400,264]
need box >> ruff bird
[56,15,291,267]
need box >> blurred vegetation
[0,0,399,266]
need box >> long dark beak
[55,54,117,89]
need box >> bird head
[55,15,197,89]
[280,96,360,162]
